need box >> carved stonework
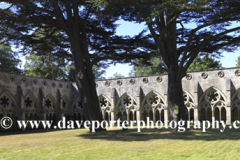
[143,92,165,112]
[117,80,122,86]
[183,91,194,109]
[10,76,15,82]
[43,81,47,86]
[118,94,137,114]
[186,74,192,80]
[200,88,226,110]
[143,78,148,83]
[130,79,135,85]
[22,77,27,83]
[156,77,162,82]
[33,79,37,85]
[52,82,56,87]
[201,73,208,79]
[99,95,111,115]
[218,71,224,78]
[235,70,240,76]
[105,81,110,87]
[59,83,63,88]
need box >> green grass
[1,127,240,160]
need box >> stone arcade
[1,67,240,130]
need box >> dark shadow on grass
[0,128,85,136]
[77,127,240,142]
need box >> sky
[104,20,240,78]
[19,20,240,79]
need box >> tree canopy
[92,0,240,129]
[109,72,124,79]
[129,57,167,76]
[0,44,22,74]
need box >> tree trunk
[70,37,105,132]
[168,64,187,132]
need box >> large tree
[0,0,155,130]
[92,0,240,130]
[0,44,22,74]
[188,55,222,72]
[129,57,167,76]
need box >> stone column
[110,88,116,121]
[226,79,231,124]
[193,82,199,123]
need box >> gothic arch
[99,95,111,121]
[23,92,40,117]
[140,91,165,113]
[0,90,18,116]
[183,90,194,121]
[72,96,83,119]
[115,93,137,115]
[62,96,72,115]
[140,91,165,121]
[199,87,226,110]
[199,87,226,122]
[44,94,58,116]
[231,88,240,121]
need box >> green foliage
[24,54,70,81]
[129,57,167,76]
[0,45,22,74]
[187,55,222,72]
[236,56,240,67]
[109,72,124,79]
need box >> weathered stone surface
[0,67,240,130]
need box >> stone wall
[1,67,240,130]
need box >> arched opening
[122,111,127,121]
[117,112,122,121]
[161,110,164,122]
[221,107,226,122]
[133,111,136,121]
[129,111,133,121]
[207,108,211,121]
[190,108,194,121]
[215,107,220,122]
[155,110,160,121]
[104,112,109,122]
[185,108,189,120]
[200,108,206,122]
[232,107,239,121]
[142,110,148,122]
[149,110,153,121]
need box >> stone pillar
[164,89,169,123]
[193,82,199,123]
[135,87,142,122]
[110,88,116,124]
[226,79,231,124]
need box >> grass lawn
[0,126,240,160]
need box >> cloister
[1,67,240,130]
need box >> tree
[24,54,70,81]
[188,55,222,72]
[92,0,240,130]
[236,56,240,67]
[0,0,155,131]
[109,72,124,79]
[0,44,22,74]
[129,57,167,76]
[68,64,106,81]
